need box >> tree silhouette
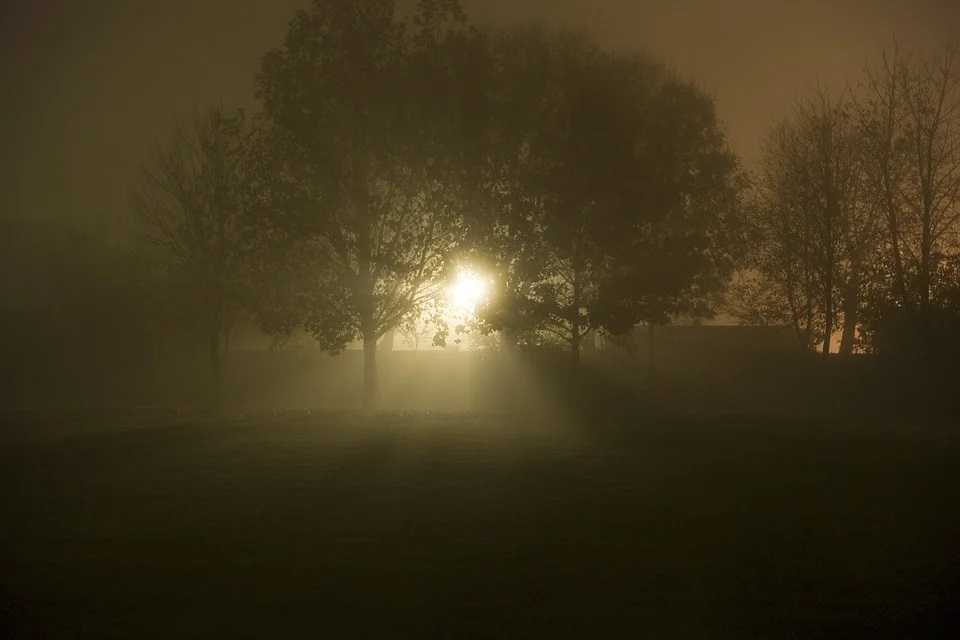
[858,41,960,352]
[251,0,478,410]
[470,28,744,365]
[127,106,250,409]
[736,88,878,355]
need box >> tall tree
[856,40,960,353]
[857,40,914,315]
[600,73,747,335]
[902,43,960,327]
[470,28,744,365]
[729,157,823,350]
[252,0,478,410]
[737,89,876,355]
[127,106,249,409]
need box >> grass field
[2,410,959,638]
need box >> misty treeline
[729,39,960,360]
[120,1,960,412]
[126,0,744,410]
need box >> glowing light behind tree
[448,268,490,314]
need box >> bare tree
[858,40,960,336]
[740,87,877,355]
[127,106,249,410]
[858,39,915,313]
[903,43,960,324]
[734,128,822,350]
[398,312,433,359]
[832,105,882,355]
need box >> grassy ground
[2,410,958,638]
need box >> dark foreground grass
[1,410,959,638]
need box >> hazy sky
[2,0,958,229]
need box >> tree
[862,249,960,359]
[857,39,915,316]
[127,106,249,409]
[736,38,960,359]
[727,181,823,350]
[251,0,478,410]
[470,28,744,365]
[903,43,960,326]
[736,88,877,355]
[597,73,747,335]
[857,40,960,352]
[399,313,430,355]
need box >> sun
[448,268,489,312]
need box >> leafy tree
[251,0,478,410]
[127,106,250,409]
[469,28,744,365]
[597,73,747,332]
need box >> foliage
[467,27,745,361]
[398,312,433,353]
[250,0,481,408]
[860,250,960,356]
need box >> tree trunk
[822,233,834,356]
[920,225,932,326]
[209,330,222,411]
[581,330,596,352]
[838,308,857,355]
[357,222,377,412]
[570,332,581,370]
[823,206,834,357]
[153,334,162,402]
[839,275,859,356]
[380,328,396,353]
[888,213,912,314]
[362,330,378,412]
[822,289,833,356]
[821,116,836,358]
[647,323,656,387]
[880,141,912,315]
[570,264,582,370]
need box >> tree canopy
[466,27,745,361]
[224,0,749,407]
[250,0,481,409]
[732,40,960,358]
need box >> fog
[2,0,958,233]
[2,1,960,637]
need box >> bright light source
[448,268,489,312]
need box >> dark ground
[2,409,959,638]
